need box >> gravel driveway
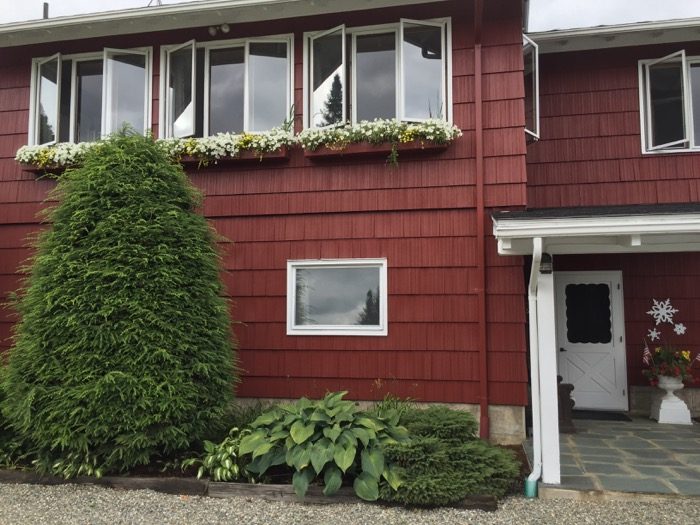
[1,483,699,525]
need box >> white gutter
[529,16,700,42]
[524,237,543,498]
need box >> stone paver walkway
[528,418,700,496]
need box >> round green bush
[0,133,238,477]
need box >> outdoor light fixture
[208,24,231,36]
[539,253,553,274]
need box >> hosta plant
[182,427,251,482]
[238,391,407,500]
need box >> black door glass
[565,283,612,344]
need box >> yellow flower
[681,350,691,361]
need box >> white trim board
[0,0,450,48]
[493,213,700,256]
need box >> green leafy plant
[238,391,407,501]
[182,427,251,481]
[1,131,239,478]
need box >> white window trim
[162,39,197,139]
[194,34,294,137]
[286,258,388,337]
[523,34,539,140]
[308,24,346,130]
[31,53,62,146]
[351,27,400,124]
[28,47,153,145]
[638,50,697,155]
[303,18,452,129]
[102,47,152,137]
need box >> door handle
[559,347,567,352]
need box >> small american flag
[642,340,652,366]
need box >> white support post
[536,271,561,484]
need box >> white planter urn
[650,376,692,425]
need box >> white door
[555,271,628,411]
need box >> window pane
[691,64,700,146]
[355,32,396,121]
[169,44,194,137]
[295,267,381,326]
[524,45,536,133]
[402,24,443,120]
[648,61,685,147]
[312,28,344,127]
[105,53,146,135]
[248,42,288,132]
[565,284,612,344]
[38,58,59,144]
[209,47,244,134]
[76,60,103,143]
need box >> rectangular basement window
[287,259,388,336]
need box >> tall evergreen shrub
[1,133,238,476]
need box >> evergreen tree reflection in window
[357,287,380,325]
[321,73,343,127]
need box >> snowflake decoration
[646,298,678,325]
[674,323,687,336]
[647,328,661,342]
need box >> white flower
[674,323,687,335]
[647,298,678,325]
[647,328,661,342]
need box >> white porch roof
[493,204,700,256]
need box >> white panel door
[555,271,628,411]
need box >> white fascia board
[0,0,449,48]
[493,213,700,240]
[529,17,700,54]
[493,213,700,255]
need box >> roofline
[0,0,448,48]
[527,16,700,54]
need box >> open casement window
[523,34,539,140]
[204,39,291,136]
[165,40,196,138]
[643,50,691,151]
[102,48,150,136]
[309,25,346,128]
[352,29,398,123]
[399,19,446,121]
[287,259,388,336]
[34,53,62,145]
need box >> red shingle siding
[0,0,528,406]
[527,43,700,208]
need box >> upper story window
[29,48,152,145]
[305,19,451,128]
[160,36,293,138]
[523,34,539,141]
[639,50,700,153]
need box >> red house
[0,0,529,447]
[2,0,697,489]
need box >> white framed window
[638,50,700,153]
[287,258,388,336]
[29,48,152,145]
[523,34,539,141]
[304,18,451,128]
[160,35,293,138]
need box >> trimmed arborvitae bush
[378,407,519,507]
[1,132,238,477]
